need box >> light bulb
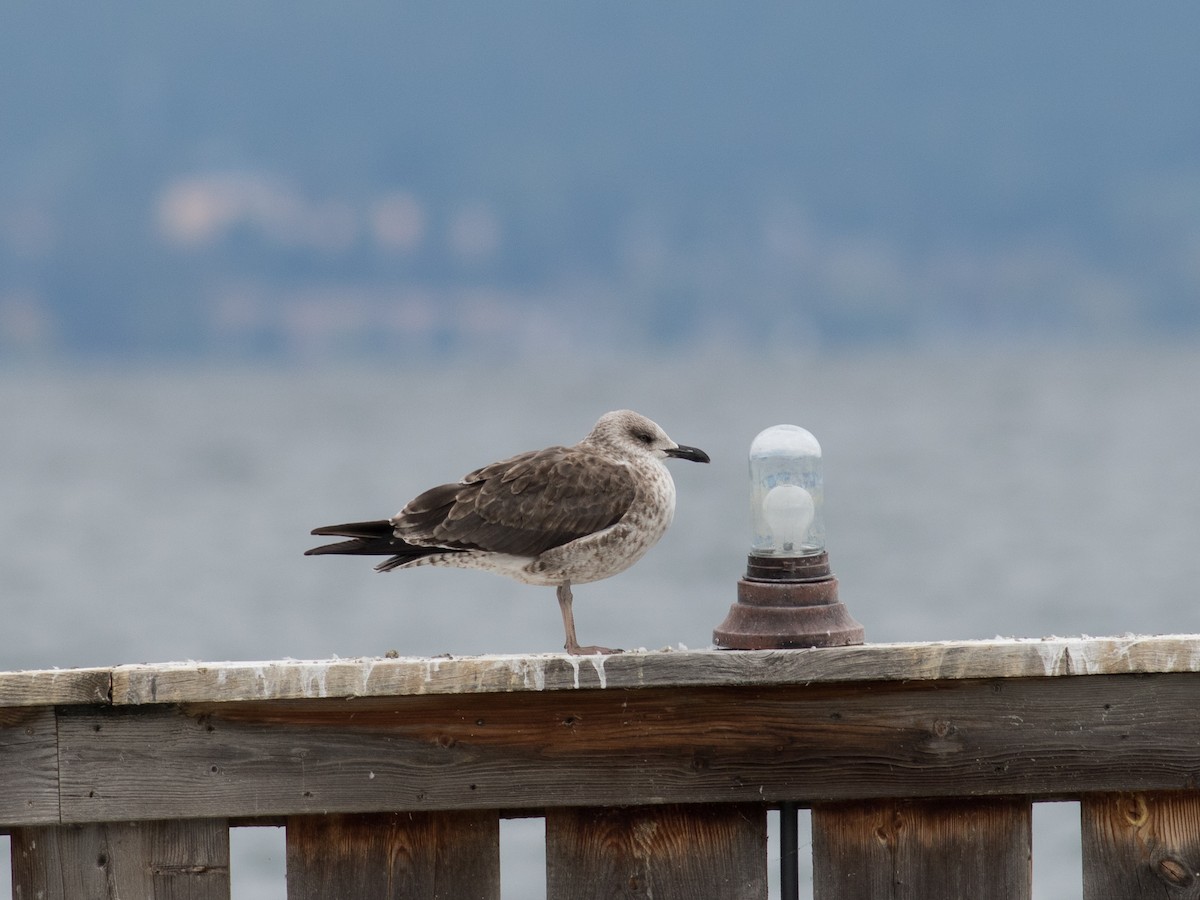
[749,424,825,557]
[762,484,815,553]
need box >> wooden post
[0,707,61,826]
[285,810,500,900]
[811,798,1031,900]
[545,804,767,900]
[1081,791,1200,899]
[10,818,229,900]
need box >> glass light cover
[749,424,825,557]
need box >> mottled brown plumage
[306,410,709,654]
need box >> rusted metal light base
[713,551,864,650]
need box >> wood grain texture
[105,634,1200,705]
[52,674,1200,823]
[811,798,1031,900]
[286,811,499,900]
[546,804,766,900]
[1,635,1198,708]
[0,668,111,707]
[0,707,60,826]
[10,818,229,900]
[1082,792,1200,899]
[0,635,1197,709]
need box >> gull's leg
[556,582,583,653]
[556,582,621,656]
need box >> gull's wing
[395,446,637,557]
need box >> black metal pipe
[780,801,799,900]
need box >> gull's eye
[633,430,655,445]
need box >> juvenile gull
[305,410,710,654]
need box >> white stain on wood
[590,655,608,689]
[11,634,1200,708]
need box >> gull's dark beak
[666,444,711,464]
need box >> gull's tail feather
[309,519,395,542]
[305,520,450,572]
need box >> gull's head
[585,410,711,464]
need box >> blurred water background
[4,1,1200,895]
[6,347,1200,672]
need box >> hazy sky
[2,2,1199,356]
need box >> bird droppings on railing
[12,634,1200,709]
[1026,634,1200,679]
[300,662,331,699]
[593,655,609,689]
[559,654,610,690]
[503,656,546,691]
[358,657,380,694]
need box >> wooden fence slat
[55,675,1200,823]
[285,811,499,900]
[0,669,110,707]
[1082,792,1200,899]
[0,707,60,826]
[104,636,1200,705]
[811,798,1031,900]
[545,804,766,900]
[10,818,230,900]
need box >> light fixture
[713,424,864,650]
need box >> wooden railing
[4,634,1200,898]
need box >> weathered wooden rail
[4,634,1200,898]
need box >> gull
[305,410,710,655]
